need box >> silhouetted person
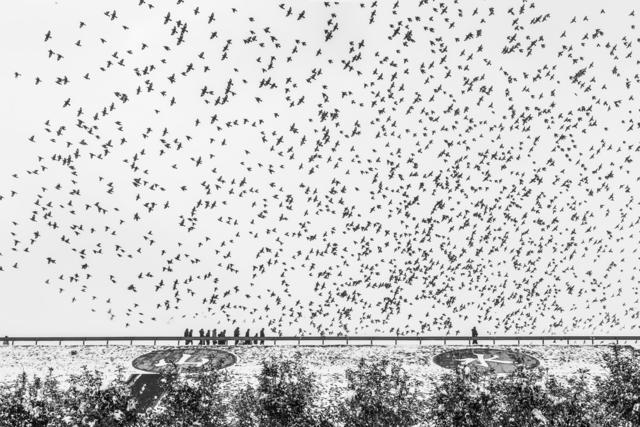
[205,329,211,345]
[212,328,217,345]
[244,329,251,345]
[259,328,265,345]
[253,333,259,345]
[198,328,205,345]
[188,329,194,345]
[183,328,189,346]
[234,327,240,345]
[218,330,225,345]
[471,326,478,345]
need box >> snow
[0,343,620,397]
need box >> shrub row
[0,346,639,426]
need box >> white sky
[1,0,640,337]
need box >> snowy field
[0,344,625,400]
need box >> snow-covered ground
[0,343,623,399]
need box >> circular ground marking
[433,348,539,374]
[132,348,237,374]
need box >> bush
[543,370,624,427]
[428,369,499,427]
[231,352,325,426]
[140,367,229,427]
[0,371,48,427]
[493,367,558,426]
[429,364,626,427]
[596,345,640,426]
[60,366,140,427]
[0,366,139,427]
[339,358,425,427]
[231,385,261,427]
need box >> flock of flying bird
[3,0,640,336]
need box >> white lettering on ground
[454,354,513,368]
[155,353,210,368]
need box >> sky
[1,0,640,337]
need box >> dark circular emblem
[433,348,539,374]
[132,349,237,374]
